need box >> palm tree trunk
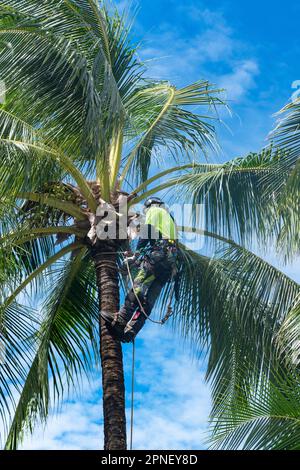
[93,248,127,450]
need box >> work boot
[123,309,147,343]
[100,310,127,340]
[122,324,136,343]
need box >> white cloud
[140,26,233,83]
[219,60,260,102]
[19,376,103,450]
[139,5,259,104]
[180,6,235,63]
[15,324,210,450]
[126,325,210,450]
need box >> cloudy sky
[13,0,300,451]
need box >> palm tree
[0,1,299,451]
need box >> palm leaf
[133,148,288,245]
[4,248,99,449]
[158,233,299,421]
[121,81,224,185]
[210,368,300,450]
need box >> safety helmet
[144,197,164,209]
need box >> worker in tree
[101,197,179,343]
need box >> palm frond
[0,301,38,441]
[0,132,96,211]
[267,98,300,258]
[210,368,300,450]
[271,97,300,167]
[277,295,300,368]
[121,81,224,185]
[274,158,300,259]
[133,148,288,244]
[4,249,99,449]
[0,27,103,160]
[159,237,299,421]
[204,244,299,408]
[0,1,145,189]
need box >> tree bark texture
[93,248,127,450]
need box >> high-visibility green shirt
[145,206,177,240]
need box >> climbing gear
[100,310,115,323]
[100,248,178,343]
[119,253,140,275]
[100,310,126,327]
[99,200,179,340]
[122,251,178,341]
[125,257,167,323]
[144,197,164,208]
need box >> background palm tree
[0,0,299,450]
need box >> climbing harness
[124,256,165,325]
[124,253,176,327]
[99,245,178,330]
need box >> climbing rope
[124,252,175,450]
[130,339,135,451]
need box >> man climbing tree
[101,197,180,342]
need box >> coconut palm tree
[0,1,299,451]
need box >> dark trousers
[119,259,171,338]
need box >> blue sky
[14,0,300,450]
[128,0,300,160]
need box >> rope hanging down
[123,253,175,450]
[130,339,135,451]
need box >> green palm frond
[204,244,299,406]
[168,247,210,348]
[0,208,56,296]
[0,301,38,440]
[0,1,146,192]
[121,81,224,185]
[133,148,288,244]
[267,98,300,257]
[271,97,300,166]
[0,242,84,308]
[0,135,96,212]
[0,28,103,159]
[0,139,63,202]
[0,218,87,294]
[210,368,300,450]
[180,148,285,243]
[274,158,300,259]
[161,234,299,420]
[4,248,99,449]
[277,295,300,368]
